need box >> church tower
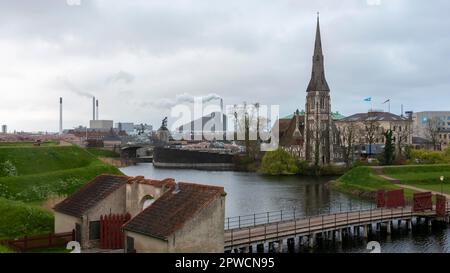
[304,13,333,166]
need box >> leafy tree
[259,148,299,175]
[382,129,395,165]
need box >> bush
[0,197,53,240]
[409,149,449,164]
[0,161,18,177]
[259,149,299,175]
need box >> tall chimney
[92,96,96,121]
[96,99,99,120]
[59,97,63,135]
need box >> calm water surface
[120,163,450,253]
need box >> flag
[364,97,372,102]
[383,99,390,104]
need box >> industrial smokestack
[96,99,99,120]
[92,96,96,121]
[59,97,63,135]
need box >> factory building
[90,120,114,130]
[116,122,135,133]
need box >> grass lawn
[0,146,94,176]
[0,197,53,240]
[383,164,450,194]
[0,141,58,147]
[0,146,122,203]
[86,148,120,158]
[333,166,415,200]
[0,145,123,248]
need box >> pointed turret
[307,13,330,92]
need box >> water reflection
[120,163,368,218]
[120,163,450,253]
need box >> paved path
[370,166,450,198]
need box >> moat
[120,163,450,253]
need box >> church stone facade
[278,15,343,165]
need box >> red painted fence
[413,192,433,212]
[0,231,75,252]
[376,189,405,208]
[436,194,447,217]
[386,189,405,208]
[100,213,131,249]
[376,190,385,208]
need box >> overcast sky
[1,0,449,132]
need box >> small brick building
[123,183,226,253]
[53,174,226,253]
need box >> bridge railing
[224,199,432,230]
[225,202,450,248]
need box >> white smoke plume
[62,78,94,98]
[142,92,222,109]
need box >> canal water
[120,163,450,253]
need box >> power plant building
[90,120,114,130]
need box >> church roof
[281,111,345,120]
[306,14,330,92]
[340,111,409,122]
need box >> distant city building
[90,120,114,130]
[116,122,135,133]
[134,124,153,132]
[335,111,413,157]
[1,125,6,134]
[177,112,227,141]
[412,111,450,137]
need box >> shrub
[409,149,449,164]
[259,149,299,175]
[0,161,18,177]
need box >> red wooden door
[100,213,131,249]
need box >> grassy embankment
[333,164,450,200]
[383,164,450,194]
[0,145,122,242]
[331,166,415,200]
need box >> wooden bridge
[224,203,450,253]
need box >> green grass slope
[0,146,122,202]
[0,146,94,176]
[383,164,450,194]
[333,166,415,199]
[0,197,53,240]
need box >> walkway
[371,166,450,199]
[224,205,450,251]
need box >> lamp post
[440,176,445,195]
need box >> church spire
[307,12,330,92]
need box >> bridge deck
[224,207,449,250]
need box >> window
[89,221,100,240]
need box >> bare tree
[339,122,359,167]
[363,113,381,158]
[393,122,412,157]
[424,117,442,151]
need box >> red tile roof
[123,183,225,240]
[54,174,129,217]
[54,174,175,218]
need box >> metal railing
[224,200,446,230]
[225,202,450,248]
